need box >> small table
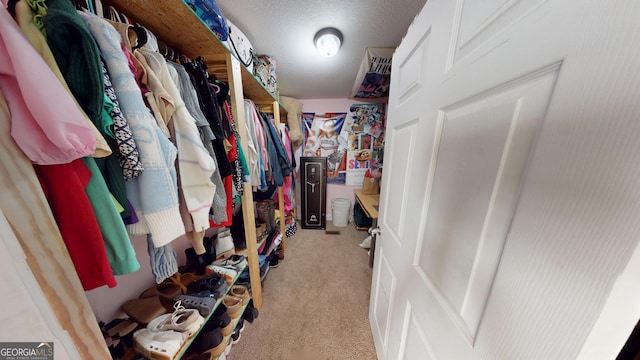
[354,189,380,267]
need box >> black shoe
[269,256,279,268]
[202,236,217,265]
[235,317,245,334]
[243,300,259,323]
[184,247,207,275]
[191,326,224,355]
[187,274,228,297]
[231,327,241,344]
[205,304,233,336]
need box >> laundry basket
[331,198,351,227]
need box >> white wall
[85,234,191,322]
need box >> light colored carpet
[227,222,376,360]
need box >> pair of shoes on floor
[215,227,235,260]
[134,301,205,359]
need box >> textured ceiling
[217,0,428,100]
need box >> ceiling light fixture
[314,27,343,57]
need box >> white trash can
[331,198,352,227]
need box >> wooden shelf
[174,264,247,360]
[117,266,248,360]
[105,0,287,114]
[105,0,292,314]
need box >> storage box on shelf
[106,0,291,310]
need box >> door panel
[417,65,560,339]
[398,29,431,104]
[453,0,548,63]
[383,120,419,245]
[371,0,640,359]
[398,301,436,360]
[371,248,397,354]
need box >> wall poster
[302,112,348,184]
[345,103,386,186]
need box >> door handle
[369,226,381,236]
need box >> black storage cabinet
[300,157,327,229]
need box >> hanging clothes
[34,0,139,277]
[168,62,227,224]
[101,62,144,181]
[13,0,113,158]
[83,157,140,276]
[221,98,245,198]
[260,112,292,187]
[243,99,261,188]
[0,88,109,294]
[35,159,117,290]
[275,124,295,214]
[43,0,105,132]
[94,92,131,220]
[80,11,185,247]
[0,2,97,165]
[141,49,217,250]
[132,49,173,138]
[183,57,233,178]
[41,0,133,223]
[248,102,269,189]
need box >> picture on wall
[303,112,347,184]
[345,103,386,186]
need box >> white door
[371,1,640,359]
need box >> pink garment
[250,104,270,180]
[274,124,294,214]
[0,5,96,165]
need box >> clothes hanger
[157,39,170,58]
[172,49,181,63]
[130,24,148,51]
[108,6,120,22]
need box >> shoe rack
[105,0,290,310]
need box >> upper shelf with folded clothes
[105,0,287,114]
